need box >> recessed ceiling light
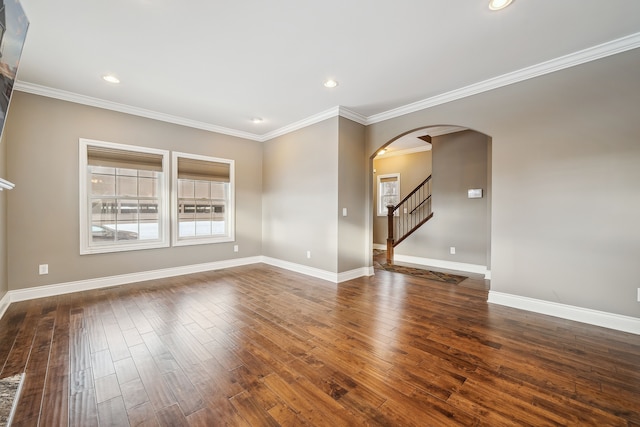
[324,79,338,88]
[489,0,513,10]
[102,74,120,84]
[377,149,386,156]
[251,117,263,124]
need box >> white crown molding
[488,291,640,335]
[366,31,640,125]
[259,106,367,142]
[13,81,264,142]
[338,107,368,125]
[259,107,341,142]
[15,32,640,142]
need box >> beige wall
[2,48,639,321]
[396,131,489,266]
[5,92,263,291]
[337,117,367,272]
[262,116,368,274]
[366,48,640,318]
[372,150,432,245]
[0,133,7,300]
[262,118,339,272]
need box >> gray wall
[396,131,489,266]
[366,48,640,318]
[262,118,339,272]
[337,117,367,272]
[5,92,263,291]
[372,149,432,245]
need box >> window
[172,152,234,246]
[79,139,170,254]
[377,173,400,216]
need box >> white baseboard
[260,256,373,283]
[393,254,490,278]
[0,255,373,322]
[338,266,375,282]
[9,256,262,303]
[488,291,640,335]
[0,291,10,319]
[373,243,386,250]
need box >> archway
[369,125,492,279]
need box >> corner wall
[366,48,640,319]
[337,117,367,273]
[5,92,263,291]
[262,118,340,272]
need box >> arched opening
[370,125,492,281]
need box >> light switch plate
[468,189,483,199]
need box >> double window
[79,139,234,254]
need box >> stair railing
[386,175,433,264]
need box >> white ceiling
[14,0,640,140]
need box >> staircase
[386,174,433,264]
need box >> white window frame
[377,173,400,216]
[79,138,170,255]
[171,152,235,247]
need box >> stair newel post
[386,204,395,265]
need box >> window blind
[177,157,230,182]
[87,146,164,172]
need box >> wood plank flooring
[1,263,639,426]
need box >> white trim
[367,32,640,125]
[9,257,261,303]
[15,33,640,142]
[377,173,400,216]
[0,291,10,319]
[394,254,490,278]
[79,138,171,255]
[260,256,371,283]
[337,267,375,283]
[337,107,368,125]
[488,291,640,335]
[373,243,386,250]
[13,81,263,142]
[0,257,372,320]
[261,256,338,282]
[0,177,15,190]
[171,152,235,247]
[260,107,340,141]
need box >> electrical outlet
[39,264,48,275]
[450,247,456,255]
[233,245,239,253]
[637,288,640,302]
[342,208,347,217]
[307,250,311,259]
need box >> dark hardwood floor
[1,263,639,426]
